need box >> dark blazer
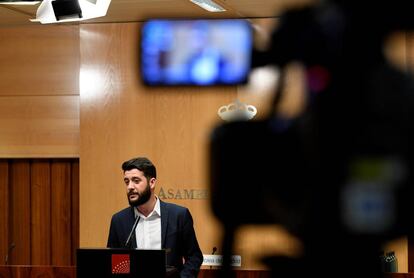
[107,200,203,278]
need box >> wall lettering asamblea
[157,187,208,200]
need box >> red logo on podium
[111,254,130,274]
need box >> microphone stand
[124,216,140,248]
[4,243,15,265]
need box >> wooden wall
[0,25,80,266]
[0,25,80,158]
[0,159,79,265]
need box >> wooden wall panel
[0,159,78,266]
[51,161,72,266]
[409,236,414,272]
[0,25,79,96]
[0,24,80,159]
[30,160,51,265]
[0,161,9,265]
[0,95,80,158]
[71,160,79,265]
[10,160,31,264]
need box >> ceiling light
[189,0,226,12]
[0,0,40,5]
[30,0,111,24]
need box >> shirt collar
[134,196,161,218]
[153,196,161,216]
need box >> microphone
[4,243,15,265]
[125,215,140,248]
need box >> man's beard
[128,184,151,207]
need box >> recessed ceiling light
[189,0,226,12]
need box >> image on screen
[140,19,252,86]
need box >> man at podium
[107,157,203,278]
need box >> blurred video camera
[209,1,414,241]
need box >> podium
[77,248,168,278]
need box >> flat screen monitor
[140,19,253,86]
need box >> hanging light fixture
[30,0,111,24]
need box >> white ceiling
[0,0,315,26]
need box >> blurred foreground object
[209,1,414,277]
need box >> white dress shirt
[134,197,162,249]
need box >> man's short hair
[121,157,157,180]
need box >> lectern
[77,248,167,278]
